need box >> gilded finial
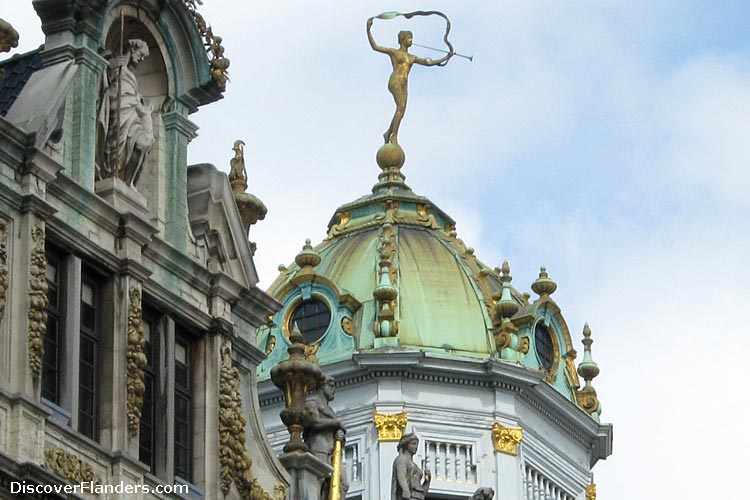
[531,265,557,299]
[576,323,601,419]
[294,238,321,278]
[228,140,267,239]
[228,140,247,193]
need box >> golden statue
[367,11,455,145]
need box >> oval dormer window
[289,298,331,344]
[534,323,555,372]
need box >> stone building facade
[0,1,286,498]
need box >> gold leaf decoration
[0,221,8,325]
[27,226,47,377]
[373,412,408,441]
[44,446,102,486]
[126,287,147,437]
[491,422,523,455]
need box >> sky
[4,1,750,498]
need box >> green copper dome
[257,160,598,414]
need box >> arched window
[534,323,555,372]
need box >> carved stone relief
[44,446,102,486]
[0,221,8,325]
[27,226,47,377]
[126,287,146,437]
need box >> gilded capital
[491,422,523,455]
[374,412,408,441]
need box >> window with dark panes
[534,323,555,372]
[78,274,100,440]
[289,298,331,344]
[174,333,192,481]
[138,312,159,471]
[42,252,62,404]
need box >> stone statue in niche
[97,38,155,188]
[304,375,348,499]
[391,433,431,500]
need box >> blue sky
[4,1,750,498]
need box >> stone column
[162,109,198,251]
[492,422,524,500]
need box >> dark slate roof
[0,47,43,117]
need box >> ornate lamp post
[270,324,323,453]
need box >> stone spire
[576,323,601,420]
[492,261,523,363]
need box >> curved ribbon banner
[374,10,454,65]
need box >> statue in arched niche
[97,38,155,188]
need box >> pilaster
[162,110,198,251]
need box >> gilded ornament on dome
[373,411,408,441]
[491,422,523,455]
[303,343,320,363]
[327,211,351,239]
[341,317,354,335]
[265,335,277,355]
[415,203,441,229]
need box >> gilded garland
[27,225,47,377]
[218,341,287,499]
[0,221,8,325]
[182,0,230,89]
[219,341,254,496]
[126,287,147,437]
[44,446,102,487]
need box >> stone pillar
[279,452,332,500]
[162,109,198,251]
[100,273,137,454]
[66,47,107,189]
[193,330,221,493]
[492,422,524,500]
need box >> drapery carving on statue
[97,39,156,188]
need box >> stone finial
[531,265,557,299]
[576,323,601,419]
[492,261,523,362]
[294,239,321,279]
[270,323,324,453]
[496,261,519,319]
